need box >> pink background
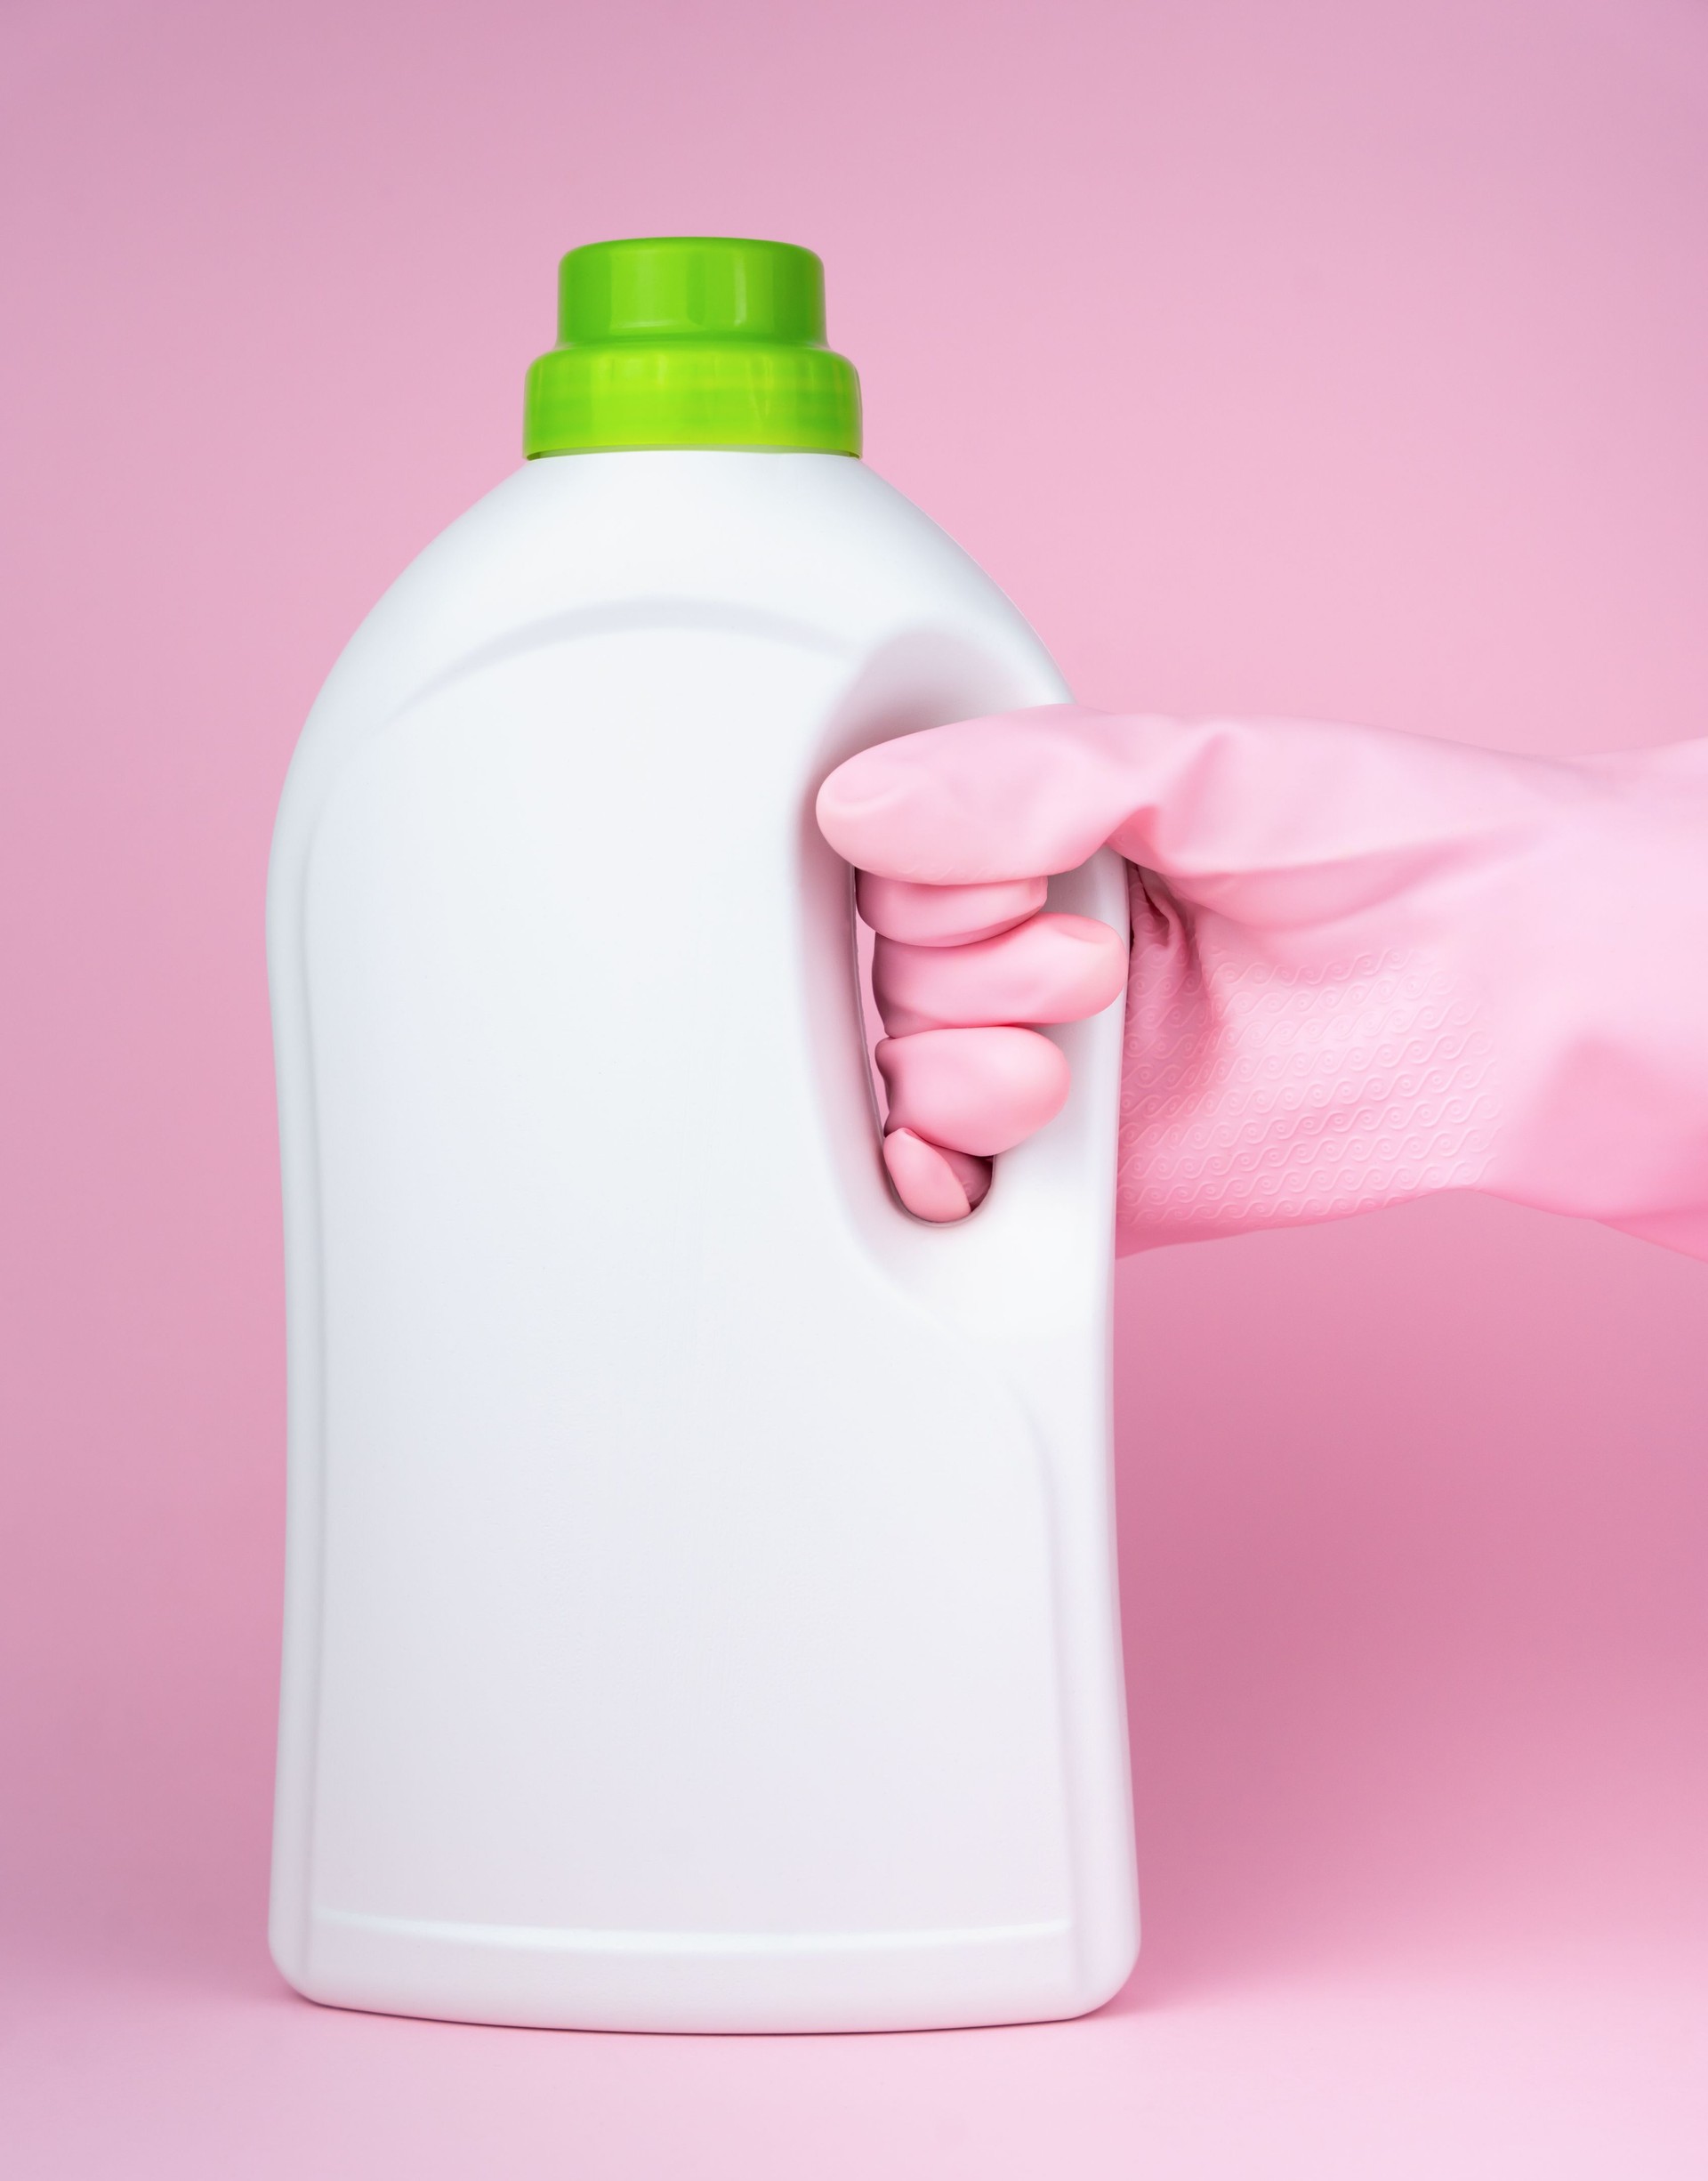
[4,0,1706,2170]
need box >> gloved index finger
[856,872,1046,945]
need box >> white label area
[297,631,1076,1943]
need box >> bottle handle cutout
[798,663,1129,1321]
[809,813,1131,1300]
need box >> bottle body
[268,450,1136,2032]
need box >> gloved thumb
[817,705,1581,912]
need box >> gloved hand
[817,706,1708,1259]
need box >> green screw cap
[524,237,862,458]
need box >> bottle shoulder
[302,454,1054,737]
[269,454,1067,909]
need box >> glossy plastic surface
[267,454,1136,2032]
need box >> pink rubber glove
[817,707,1708,1259]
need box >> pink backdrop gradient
[4,0,1706,2171]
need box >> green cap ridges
[524,237,862,457]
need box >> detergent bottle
[267,235,1136,2031]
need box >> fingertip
[1051,912,1122,947]
[816,746,910,846]
[882,1127,973,1222]
[1043,913,1130,1015]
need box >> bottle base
[273,1906,1138,2034]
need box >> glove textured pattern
[1118,866,1500,1244]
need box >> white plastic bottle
[268,237,1136,2032]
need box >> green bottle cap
[524,237,862,458]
